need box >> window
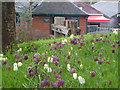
[43,18,50,23]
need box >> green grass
[2,32,119,88]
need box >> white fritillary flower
[78,76,85,84]
[13,63,18,71]
[44,64,49,69]
[18,62,22,67]
[70,34,74,39]
[73,73,77,79]
[47,67,52,72]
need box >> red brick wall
[80,16,87,34]
[32,16,50,34]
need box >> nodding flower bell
[67,64,71,71]
[78,76,85,84]
[18,62,22,67]
[73,73,77,79]
[13,63,18,71]
[47,67,52,72]
[44,64,49,69]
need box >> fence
[87,25,112,34]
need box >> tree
[2,2,16,53]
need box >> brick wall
[80,16,87,34]
[32,16,51,34]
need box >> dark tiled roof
[74,2,102,15]
[32,1,88,16]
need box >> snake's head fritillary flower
[55,74,61,79]
[78,76,85,84]
[109,80,112,85]
[40,81,45,88]
[2,61,7,65]
[98,53,102,57]
[71,68,76,74]
[94,56,98,62]
[54,61,59,66]
[112,49,115,53]
[115,40,119,44]
[47,67,52,72]
[98,60,104,64]
[24,55,28,60]
[91,46,94,50]
[53,70,57,74]
[106,60,110,64]
[67,55,71,59]
[77,60,81,64]
[73,73,77,79]
[8,66,11,71]
[57,80,64,88]
[90,71,96,77]
[44,64,48,69]
[111,44,115,47]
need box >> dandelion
[18,62,22,67]
[73,73,77,79]
[47,67,52,72]
[78,76,85,84]
[44,64,49,69]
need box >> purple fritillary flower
[52,56,59,62]
[44,80,50,86]
[46,76,50,80]
[53,70,57,74]
[80,42,84,46]
[28,72,34,77]
[24,55,28,60]
[111,44,116,47]
[33,47,37,50]
[18,59,22,62]
[96,38,99,42]
[8,66,11,71]
[91,72,96,77]
[107,40,111,43]
[91,46,94,50]
[106,60,110,64]
[104,35,108,38]
[91,39,95,42]
[53,41,57,44]
[57,80,64,88]
[118,44,120,47]
[94,56,98,62]
[77,60,81,64]
[98,53,102,57]
[109,80,112,85]
[40,81,45,88]
[115,40,120,44]
[78,46,81,49]
[55,74,61,79]
[67,55,71,59]
[43,61,46,65]
[100,34,104,37]
[2,61,7,65]
[112,49,115,53]
[52,83,58,88]
[71,68,76,74]
[54,61,59,66]
[98,60,104,64]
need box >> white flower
[67,66,71,71]
[92,43,94,45]
[62,39,67,44]
[17,48,22,53]
[78,76,85,84]
[80,64,83,69]
[67,64,70,67]
[73,73,77,79]
[3,58,7,61]
[71,47,73,50]
[44,64,49,69]
[113,30,118,35]
[13,66,18,71]
[100,37,103,40]
[47,67,52,72]
[0,54,3,58]
[48,57,51,62]
[70,34,74,39]
[18,62,22,67]
[13,63,18,71]
[68,52,71,55]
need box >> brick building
[32,1,89,35]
